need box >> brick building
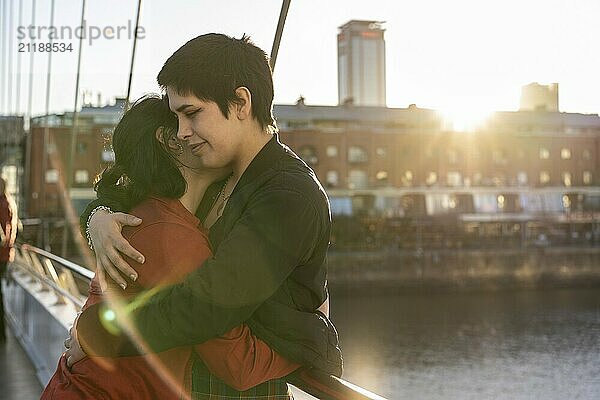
[25,99,123,217]
[277,102,599,191]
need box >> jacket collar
[233,133,287,195]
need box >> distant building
[337,20,386,107]
[520,82,559,112]
[23,97,600,220]
[25,99,125,217]
[276,103,599,191]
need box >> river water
[329,287,600,399]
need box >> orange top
[41,197,299,400]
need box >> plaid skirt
[190,356,294,400]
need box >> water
[330,288,600,399]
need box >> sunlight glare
[439,106,493,133]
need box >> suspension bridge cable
[15,0,23,116]
[7,0,13,115]
[25,0,36,130]
[61,0,87,257]
[269,0,291,73]
[124,0,143,111]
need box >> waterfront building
[25,99,124,218]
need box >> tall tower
[337,20,386,107]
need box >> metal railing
[12,243,92,308]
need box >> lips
[190,141,208,155]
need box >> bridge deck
[0,329,43,400]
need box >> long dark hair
[94,95,185,210]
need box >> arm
[81,206,144,290]
[196,325,300,391]
[0,223,5,247]
[76,187,322,356]
[75,218,301,387]
[8,200,18,246]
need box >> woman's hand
[90,209,145,290]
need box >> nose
[176,118,192,141]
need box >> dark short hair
[95,95,185,210]
[157,33,276,132]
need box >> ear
[155,127,165,144]
[234,86,252,121]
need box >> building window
[101,150,115,162]
[425,147,438,158]
[47,143,57,154]
[425,171,437,186]
[560,148,571,160]
[375,170,388,183]
[326,145,338,157]
[492,149,507,165]
[348,170,368,189]
[348,146,368,163]
[539,171,550,184]
[539,147,550,159]
[447,171,462,187]
[299,146,318,165]
[493,174,506,187]
[401,170,413,186]
[562,195,571,210]
[583,171,592,185]
[76,142,88,154]
[497,195,505,210]
[326,170,339,187]
[75,170,89,184]
[517,172,528,185]
[375,147,386,157]
[562,172,572,187]
[583,149,591,160]
[45,169,59,183]
[448,149,458,164]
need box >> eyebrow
[175,104,196,112]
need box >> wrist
[86,206,113,251]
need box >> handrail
[19,243,94,280]
[10,259,86,308]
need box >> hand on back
[89,210,145,290]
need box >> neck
[231,130,273,181]
[178,167,213,215]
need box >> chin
[199,157,225,170]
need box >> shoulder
[122,200,212,286]
[123,198,209,257]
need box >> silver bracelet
[85,205,113,252]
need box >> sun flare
[439,107,493,133]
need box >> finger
[64,337,71,349]
[66,355,73,368]
[101,256,128,290]
[96,262,108,292]
[104,248,136,284]
[113,212,142,227]
[114,237,145,266]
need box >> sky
[1,0,599,120]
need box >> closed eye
[185,109,201,117]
